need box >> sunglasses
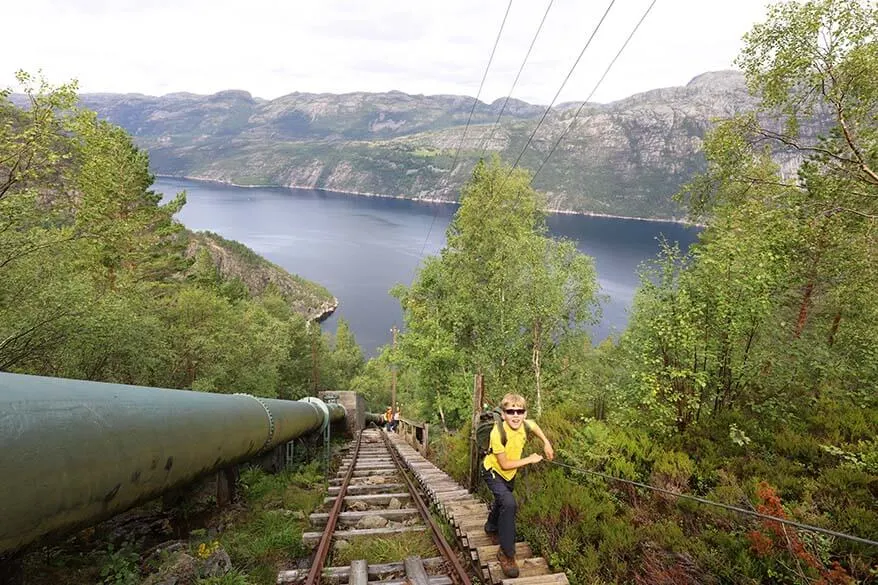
[504,408,526,415]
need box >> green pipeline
[0,372,345,556]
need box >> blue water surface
[154,178,700,355]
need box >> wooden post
[467,373,484,492]
[390,325,398,413]
[216,465,239,506]
[422,423,429,457]
[350,560,368,585]
[307,321,319,392]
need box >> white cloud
[2,0,774,103]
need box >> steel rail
[381,431,472,585]
[304,430,363,585]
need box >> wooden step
[500,574,569,585]
[446,502,489,517]
[302,525,426,545]
[350,559,367,585]
[434,492,475,505]
[476,543,533,565]
[456,518,490,535]
[290,556,446,584]
[329,475,398,486]
[328,483,404,495]
[372,578,451,585]
[487,557,549,584]
[323,493,411,505]
[309,508,418,527]
[336,469,400,478]
[463,531,497,549]
[404,556,430,585]
[429,487,469,497]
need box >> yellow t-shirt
[482,420,541,481]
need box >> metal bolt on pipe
[0,372,346,556]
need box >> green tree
[277,315,315,399]
[324,318,364,391]
[350,350,394,412]
[71,112,187,291]
[0,73,82,370]
[621,0,877,432]
[395,157,599,423]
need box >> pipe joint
[299,397,330,434]
[234,393,275,452]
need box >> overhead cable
[479,0,556,159]
[501,0,617,189]
[412,0,514,274]
[531,0,657,185]
[443,0,513,191]
[547,459,878,548]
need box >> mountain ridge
[54,70,815,220]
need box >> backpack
[475,407,533,457]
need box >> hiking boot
[496,549,519,578]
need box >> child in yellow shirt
[482,393,554,577]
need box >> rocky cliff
[187,231,337,321]
[77,71,817,220]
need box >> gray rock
[141,552,198,585]
[356,515,388,529]
[203,548,232,577]
[387,498,402,510]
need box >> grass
[210,463,325,583]
[329,531,438,566]
[195,570,254,585]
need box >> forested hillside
[0,74,355,398]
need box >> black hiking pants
[483,468,516,558]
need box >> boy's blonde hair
[500,393,527,410]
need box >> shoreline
[313,299,338,323]
[157,174,703,227]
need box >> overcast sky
[3,0,776,105]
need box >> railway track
[279,427,569,585]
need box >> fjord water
[154,178,699,355]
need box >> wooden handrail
[396,417,430,457]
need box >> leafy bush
[97,543,140,585]
[429,428,471,484]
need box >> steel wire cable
[531,0,657,185]
[411,0,514,277]
[444,0,513,189]
[498,0,617,192]
[545,458,878,547]
[479,0,556,159]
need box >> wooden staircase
[388,433,569,585]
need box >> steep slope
[187,231,337,321]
